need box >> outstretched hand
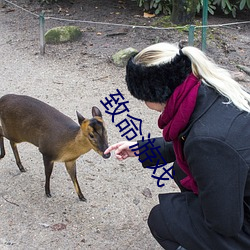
[104,141,139,160]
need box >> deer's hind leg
[65,161,86,202]
[0,126,5,159]
[10,141,26,172]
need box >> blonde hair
[134,42,250,113]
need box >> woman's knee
[148,204,170,240]
[147,206,154,231]
[148,204,179,250]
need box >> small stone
[39,223,50,228]
[112,47,138,67]
[133,197,140,205]
[231,71,247,82]
[51,223,67,231]
[45,26,82,44]
[236,65,250,76]
[142,187,152,198]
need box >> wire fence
[3,0,250,55]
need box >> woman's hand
[104,141,139,160]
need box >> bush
[135,0,172,15]
[135,0,250,18]
[212,0,250,17]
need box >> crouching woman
[105,42,250,250]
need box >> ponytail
[182,46,250,112]
[133,42,250,112]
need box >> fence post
[201,0,208,51]
[0,0,5,8]
[188,25,195,46]
[39,11,45,55]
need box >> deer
[0,94,111,202]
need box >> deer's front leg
[65,160,86,202]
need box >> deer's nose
[103,152,111,159]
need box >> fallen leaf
[143,12,155,18]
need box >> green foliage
[239,0,250,9]
[197,0,216,15]
[135,0,172,15]
[213,0,238,17]
[135,0,250,18]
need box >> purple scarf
[158,73,200,194]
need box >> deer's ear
[92,106,102,118]
[76,111,85,125]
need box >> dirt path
[0,3,177,250]
[0,1,249,249]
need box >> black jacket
[139,84,250,249]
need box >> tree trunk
[171,0,198,25]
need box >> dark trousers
[148,162,250,250]
[148,162,188,250]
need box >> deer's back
[0,94,79,147]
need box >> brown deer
[0,94,110,201]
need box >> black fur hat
[125,52,192,103]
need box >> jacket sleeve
[185,136,248,237]
[137,137,175,168]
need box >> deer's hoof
[46,193,52,198]
[79,196,87,202]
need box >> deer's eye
[89,133,94,139]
